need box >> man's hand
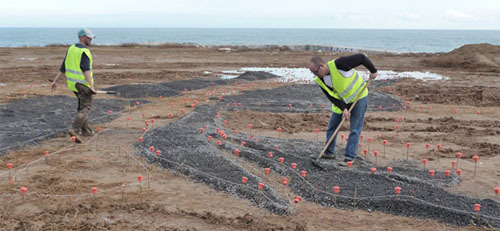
[90,86,97,94]
[342,109,350,120]
[50,81,57,91]
[51,71,63,91]
[369,72,378,80]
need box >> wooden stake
[474,162,477,177]
[383,144,386,158]
[353,186,357,209]
[148,172,151,188]
[121,181,126,201]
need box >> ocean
[1,28,499,53]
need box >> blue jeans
[325,97,368,160]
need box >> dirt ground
[0,44,499,230]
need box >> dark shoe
[339,158,355,166]
[68,129,82,143]
[81,129,94,137]
[323,153,336,159]
[310,152,336,160]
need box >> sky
[1,0,499,30]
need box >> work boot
[68,129,82,143]
[81,127,94,137]
[310,152,336,160]
[339,158,355,167]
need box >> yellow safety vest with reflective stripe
[64,45,93,92]
[315,59,368,114]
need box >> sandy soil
[0,44,499,230]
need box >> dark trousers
[73,83,93,134]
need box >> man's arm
[335,54,377,73]
[50,71,64,91]
[80,52,95,93]
[83,70,95,93]
[51,56,66,91]
[320,88,347,111]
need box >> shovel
[47,79,117,95]
[95,90,117,95]
[312,79,372,169]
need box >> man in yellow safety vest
[309,54,378,166]
[50,28,96,143]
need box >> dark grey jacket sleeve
[335,54,377,73]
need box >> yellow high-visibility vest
[64,45,93,92]
[315,59,368,114]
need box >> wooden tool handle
[95,90,116,94]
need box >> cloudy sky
[1,0,499,29]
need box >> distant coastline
[1,28,499,53]
[41,42,396,53]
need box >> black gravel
[3,75,498,226]
[139,85,500,227]
[137,107,290,214]
[220,82,403,113]
[104,71,279,99]
[104,84,180,98]
[0,95,147,155]
[234,71,279,81]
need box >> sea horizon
[1,27,499,53]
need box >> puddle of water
[220,70,242,79]
[220,74,239,79]
[221,67,447,82]
[19,57,36,61]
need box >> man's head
[78,28,96,46]
[309,56,328,78]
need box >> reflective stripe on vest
[64,45,93,92]
[345,81,366,103]
[338,72,360,98]
[327,60,368,104]
[66,75,88,84]
[65,68,84,76]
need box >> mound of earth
[235,71,279,81]
[421,43,500,71]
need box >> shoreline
[0,42,412,54]
[1,28,499,53]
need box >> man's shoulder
[74,43,89,49]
